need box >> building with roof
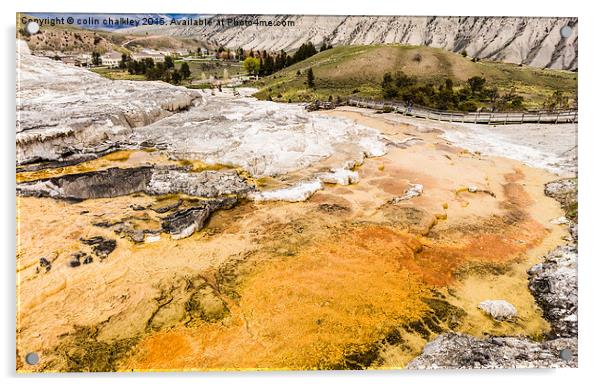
[131,49,165,63]
[101,51,123,68]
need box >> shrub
[459,101,478,112]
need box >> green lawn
[90,67,146,81]
[181,60,245,80]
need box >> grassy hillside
[17,13,209,55]
[121,36,211,53]
[18,14,126,54]
[252,45,577,110]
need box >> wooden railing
[346,97,578,124]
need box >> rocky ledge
[16,166,252,200]
[17,166,254,240]
[407,333,577,369]
[528,244,578,338]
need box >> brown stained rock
[379,204,437,235]
[317,203,350,213]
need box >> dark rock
[17,166,254,201]
[138,140,156,148]
[130,204,146,211]
[82,255,94,264]
[69,254,81,267]
[16,154,98,173]
[39,257,52,272]
[17,167,154,200]
[81,236,117,258]
[92,220,122,228]
[161,197,237,239]
[338,344,381,370]
[151,199,183,214]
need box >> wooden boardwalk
[346,97,578,125]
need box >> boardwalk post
[475,111,479,124]
[521,113,524,123]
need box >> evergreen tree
[445,78,454,92]
[264,55,274,75]
[467,76,486,95]
[164,56,174,69]
[292,42,318,63]
[180,62,191,79]
[381,73,398,99]
[91,51,101,66]
[119,53,129,69]
[307,67,315,88]
[171,69,182,84]
[259,57,265,76]
[275,50,287,71]
[142,58,155,70]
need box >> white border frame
[3,1,599,385]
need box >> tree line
[381,72,526,111]
[192,41,331,63]
[243,42,327,77]
[119,54,191,85]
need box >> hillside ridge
[120,15,578,70]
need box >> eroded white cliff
[121,16,577,70]
[16,40,201,165]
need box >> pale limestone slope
[120,16,577,70]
